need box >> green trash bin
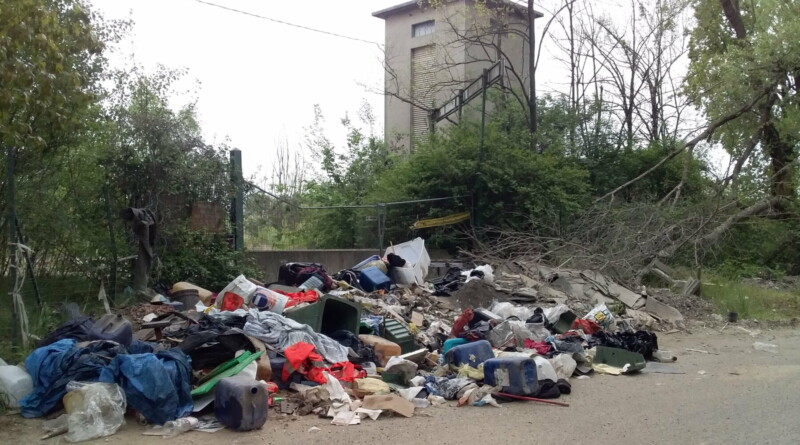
[283,295,362,336]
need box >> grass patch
[0,276,108,364]
[701,275,800,321]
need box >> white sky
[89,0,726,179]
[90,0,394,177]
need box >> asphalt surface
[3,326,799,445]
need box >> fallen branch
[597,86,774,202]
[695,196,786,248]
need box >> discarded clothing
[171,313,252,370]
[278,263,334,291]
[178,329,255,370]
[243,310,349,364]
[431,267,467,296]
[549,337,584,354]
[590,330,659,360]
[272,289,320,309]
[328,330,377,365]
[99,349,193,424]
[523,339,553,356]
[360,315,383,335]
[386,253,406,268]
[424,376,475,400]
[20,340,127,418]
[283,342,328,384]
[450,309,474,338]
[572,318,603,335]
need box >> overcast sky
[90,0,398,177]
[89,1,719,180]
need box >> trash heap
[0,237,689,439]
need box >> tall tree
[686,0,800,200]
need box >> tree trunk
[763,120,796,200]
[719,0,747,39]
[528,0,537,136]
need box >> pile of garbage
[0,237,691,439]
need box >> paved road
[4,326,799,445]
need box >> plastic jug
[89,314,133,347]
[214,376,268,431]
[483,357,539,396]
[0,365,33,408]
[445,340,494,368]
[442,338,468,355]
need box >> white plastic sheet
[63,383,126,442]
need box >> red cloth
[523,339,552,355]
[219,292,244,311]
[282,342,328,384]
[281,343,366,384]
[328,362,366,382]
[273,289,320,309]
[450,309,474,338]
[572,319,603,335]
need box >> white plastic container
[384,238,431,285]
[0,365,34,408]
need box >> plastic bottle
[161,417,198,438]
[753,342,779,353]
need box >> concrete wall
[378,1,533,151]
[248,249,451,283]
[380,1,468,151]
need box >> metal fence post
[230,149,244,251]
[6,144,19,348]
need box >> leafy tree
[372,93,591,244]
[0,0,126,278]
[302,103,397,248]
[686,0,800,200]
[102,68,242,289]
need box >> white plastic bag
[490,302,535,321]
[463,265,495,284]
[549,354,577,380]
[216,275,257,308]
[488,320,535,348]
[584,303,616,329]
[63,383,126,442]
[525,322,550,342]
[544,304,570,325]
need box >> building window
[412,20,435,37]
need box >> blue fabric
[20,340,127,418]
[128,340,155,354]
[99,349,193,424]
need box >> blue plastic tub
[359,266,392,292]
[445,340,493,368]
[483,356,539,395]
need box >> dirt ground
[4,325,799,445]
